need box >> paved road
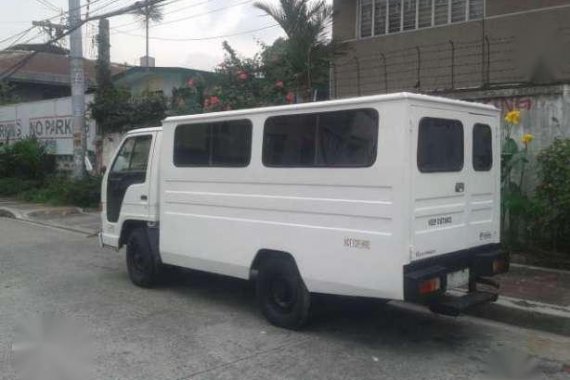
[1,218,569,380]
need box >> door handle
[140,195,148,201]
[455,182,465,193]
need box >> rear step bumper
[428,291,498,317]
[403,244,508,314]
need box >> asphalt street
[1,217,569,380]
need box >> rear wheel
[126,228,161,288]
[256,257,310,329]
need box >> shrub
[0,138,55,180]
[534,138,570,250]
[19,176,102,209]
[0,178,40,197]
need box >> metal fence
[331,28,570,98]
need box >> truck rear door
[410,106,500,262]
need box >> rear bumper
[403,244,508,311]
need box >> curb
[466,295,570,337]
[0,206,98,236]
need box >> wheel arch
[249,249,299,280]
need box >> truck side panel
[159,102,410,300]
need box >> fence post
[415,46,421,90]
[379,52,388,93]
[485,36,491,86]
[449,40,455,89]
[330,62,337,99]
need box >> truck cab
[100,127,161,249]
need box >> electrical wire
[116,0,254,32]
[110,0,213,29]
[113,23,279,41]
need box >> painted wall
[449,85,570,191]
[0,95,96,155]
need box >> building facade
[332,0,570,96]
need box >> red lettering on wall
[483,97,533,112]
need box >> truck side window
[111,136,152,176]
[417,117,464,173]
[173,120,252,167]
[473,123,493,171]
[262,108,378,167]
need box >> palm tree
[254,0,338,100]
[133,0,164,66]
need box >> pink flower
[237,71,248,81]
[275,80,284,89]
[187,78,196,88]
[285,92,295,104]
[210,96,220,106]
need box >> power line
[110,0,213,29]
[116,0,254,32]
[113,23,279,41]
[1,0,169,81]
[0,26,37,46]
[34,0,63,13]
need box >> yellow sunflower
[504,110,521,125]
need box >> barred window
[451,0,467,23]
[360,0,373,37]
[403,0,417,30]
[374,0,387,35]
[469,0,484,19]
[434,0,448,25]
[418,0,433,28]
[388,0,402,33]
[358,0,483,38]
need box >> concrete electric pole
[69,0,87,179]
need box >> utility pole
[69,0,87,179]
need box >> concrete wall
[332,1,570,98]
[445,85,570,191]
[0,95,96,156]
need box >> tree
[254,0,340,100]
[132,0,164,64]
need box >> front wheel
[126,228,161,288]
[256,257,311,330]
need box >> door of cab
[102,133,154,247]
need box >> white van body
[100,93,506,323]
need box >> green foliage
[18,176,102,208]
[254,0,343,98]
[171,76,206,116]
[0,81,19,105]
[532,138,570,250]
[90,89,167,133]
[0,138,55,180]
[0,178,40,197]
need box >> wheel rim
[269,276,296,312]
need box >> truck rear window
[417,117,464,173]
[473,123,493,171]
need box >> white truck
[100,93,508,329]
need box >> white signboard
[0,95,96,155]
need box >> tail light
[419,278,441,295]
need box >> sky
[0,0,331,71]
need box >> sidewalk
[1,197,569,334]
[0,198,100,235]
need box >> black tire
[256,257,311,329]
[126,228,161,288]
